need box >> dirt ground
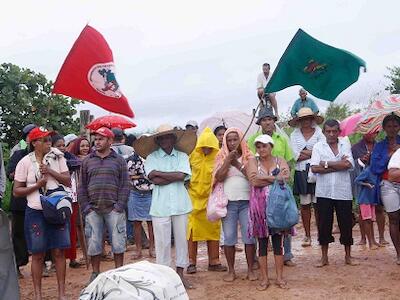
[19,221,400,300]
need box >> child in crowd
[354,166,381,250]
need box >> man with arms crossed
[310,120,358,267]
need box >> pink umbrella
[339,113,362,137]
[356,94,400,134]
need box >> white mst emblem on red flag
[88,63,122,98]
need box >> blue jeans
[126,218,133,240]
[222,200,255,246]
[85,210,126,256]
[284,235,293,261]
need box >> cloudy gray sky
[2,0,400,133]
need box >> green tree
[0,63,81,147]
[386,66,400,94]
[323,102,360,121]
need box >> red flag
[53,25,134,118]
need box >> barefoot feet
[345,256,360,266]
[256,280,270,291]
[223,272,237,282]
[246,271,258,281]
[315,257,329,268]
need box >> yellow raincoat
[187,128,221,241]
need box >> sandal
[69,260,83,268]
[186,264,197,274]
[208,264,227,272]
[275,280,288,289]
[256,281,270,291]
[182,277,195,289]
[284,260,296,267]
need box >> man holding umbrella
[135,124,197,289]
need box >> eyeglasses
[39,137,52,143]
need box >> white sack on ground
[80,261,189,300]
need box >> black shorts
[258,234,283,256]
[316,197,353,246]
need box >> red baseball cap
[27,127,55,142]
[93,127,114,138]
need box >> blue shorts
[222,200,255,246]
[85,210,126,256]
[24,207,71,254]
[127,190,152,221]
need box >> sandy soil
[19,221,400,300]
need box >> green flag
[265,29,366,101]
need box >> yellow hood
[195,127,219,151]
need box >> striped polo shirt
[78,150,129,214]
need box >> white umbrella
[199,111,259,139]
[199,110,288,140]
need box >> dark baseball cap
[111,127,124,138]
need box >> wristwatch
[324,161,329,169]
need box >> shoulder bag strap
[29,153,46,194]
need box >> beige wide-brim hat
[288,107,324,127]
[133,124,197,158]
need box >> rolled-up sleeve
[310,99,319,113]
[176,152,191,181]
[343,143,355,169]
[310,143,321,166]
[290,131,301,162]
[144,152,157,175]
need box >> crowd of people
[2,63,400,299]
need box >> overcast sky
[2,0,400,133]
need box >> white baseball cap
[64,133,78,146]
[185,120,198,128]
[254,134,274,146]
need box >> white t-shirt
[256,72,276,96]
[388,148,400,169]
[14,152,69,210]
[257,72,268,89]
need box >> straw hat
[288,107,324,127]
[133,124,197,158]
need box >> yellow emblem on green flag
[265,29,366,101]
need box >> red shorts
[359,204,376,221]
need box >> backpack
[40,186,72,225]
[266,180,299,230]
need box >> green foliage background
[0,63,81,148]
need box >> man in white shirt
[256,63,278,117]
[310,119,358,267]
